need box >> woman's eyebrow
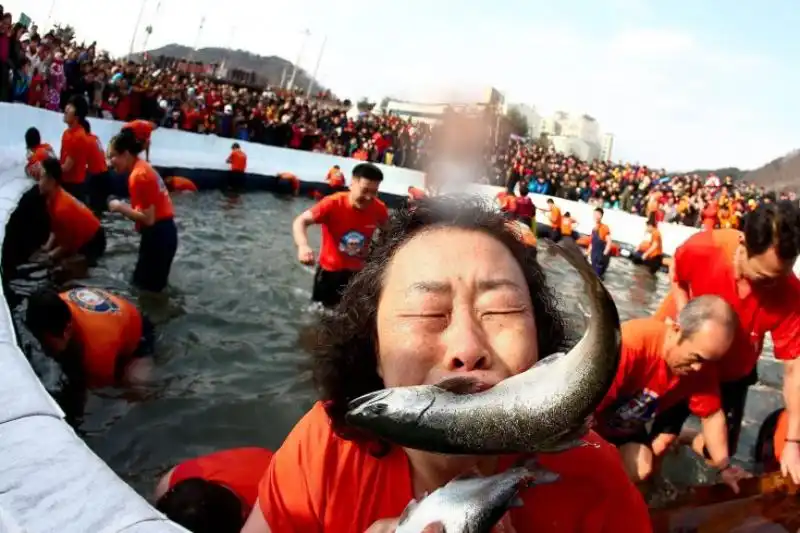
[404,278,523,296]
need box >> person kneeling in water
[631,215,663,274]
[25,287,154,389]
[154,447,274,533]
[165,176,198,193]
[38,157,106,267]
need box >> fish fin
[540,418,594,453]
[435,376,484,395]
[398,498,419,524]
[508,495,525,508]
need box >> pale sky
[11,0,800,171]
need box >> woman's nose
[442,312,491,371]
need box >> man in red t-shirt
[651,201,800,484]
[155,447,273,533]
[594,295,747,491]
[292,163,389,308]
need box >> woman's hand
[364,518,399,533]
[364,519,444,533]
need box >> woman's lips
[432,374,499,393]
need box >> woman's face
[108,146,134,174]
[376,228,538,390]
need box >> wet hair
[676,295,737,342]
[313,196,567,451]
[155,478,243,533]
[40,157,63,185]
[352,162,383,182]
[594,207,604,216]
[25,289,71,340]
[110,128,144,156]
[743,200,800,262]
[24,127,41,150]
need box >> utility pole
[188,15,205,62]
[45,0,57,29]
[279,66,287,89]
[286,28,310,91]
[306,34,327,98]
[128,0,148,57]
[140,0,164,53]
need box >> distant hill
[132,43,325,93]
[742,149,800,192]
[688,167,747,181]
[675,167,748,181]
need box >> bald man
[593,295,748,491]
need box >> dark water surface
[8,191,784,502]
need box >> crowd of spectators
[5,12,791,230]
[492,142,796,230]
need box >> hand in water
[364,518,443,533]
[780,441,800,484]
[720,464,752,494]
[297,244,315,265]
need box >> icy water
[6,190,784,503]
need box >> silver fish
[395,461,559,533]
[345,240,621,454]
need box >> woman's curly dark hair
[313,195,567,451]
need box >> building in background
[505,103,543,139]
[600,133,615,162]
[382,86,509,147]
[383,86,505,125]
[542,110,604,161]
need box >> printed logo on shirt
[607,389,660,435]
[68,288,120,314]
[339,230,366,257]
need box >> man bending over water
[25,287,154,389]
[650,201,800,484]
[37,158,106,269]
[594,295,749,491]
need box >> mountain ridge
[132,43,325,94]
